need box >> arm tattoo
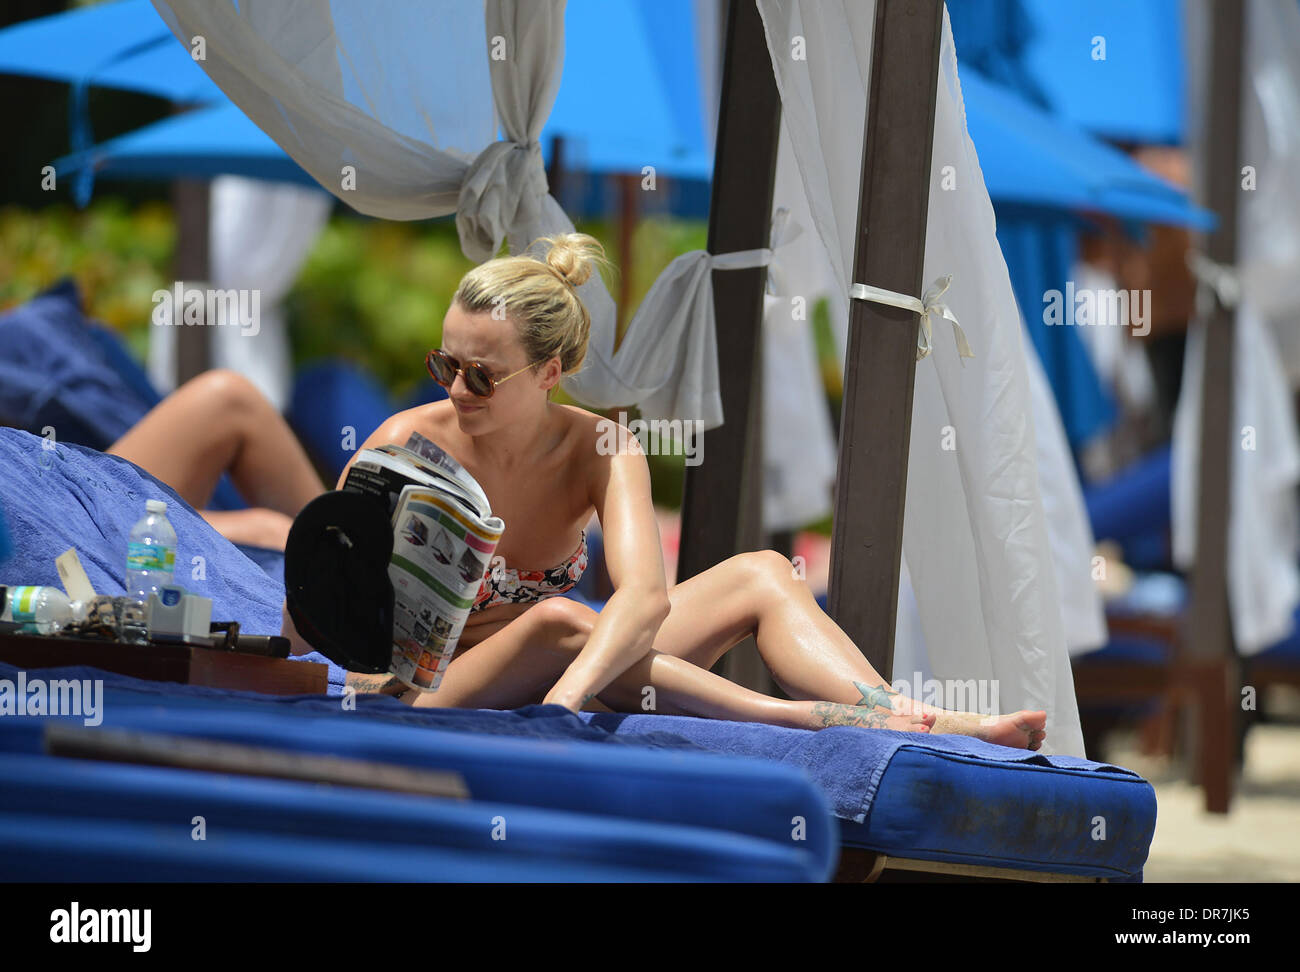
[811,702,891,729]
[346,672,406,695]
[580,692,597,708]
[853,680,899,710]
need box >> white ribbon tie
[849,274,974,362]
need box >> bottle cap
[146,499,167,514]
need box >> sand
[1105,718,1300,882]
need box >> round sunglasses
[425,348,533,399]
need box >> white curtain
[147,176,332,408]
[1172,0,1300,656]
[761,118,838,532]
[150,0,737,430]
[757,0,1086,756]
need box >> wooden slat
[1185,0,1247,814]
[676,0,780,584]
[675,0,782,694]
[826,0,945,678]
[172,176,211,386]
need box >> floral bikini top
[472,529,588,612]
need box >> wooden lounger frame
[834,848,1110,883]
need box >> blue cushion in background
[288,361,449,483]
[288,359,399,482]
[1083,444,1173,571]
[0,280,246,511]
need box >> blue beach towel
[579,710,1145,825]
[0,426,343,687]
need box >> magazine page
[386,483,505,691]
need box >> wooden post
[1184,0,1246,815]
[616,173,638,338]
[826,0,944,679]
[676,0,781,693]
[171,177,210,386]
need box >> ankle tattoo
[852,680,899,710]
[812,702,890,729]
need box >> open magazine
[340,432,504,692]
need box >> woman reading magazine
[283,233,1047,750]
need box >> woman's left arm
[542,425,670,711]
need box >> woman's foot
[888,693,1047,749]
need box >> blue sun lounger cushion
[0,661,837,882]
[578,710,1156,881]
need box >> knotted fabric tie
[849,275,974,362]
[457,139,549,264]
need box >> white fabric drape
[150,0,730,430]
[210,176,333,409]
[757,0,1086,755]
[147,176,332,409]
[761,118,838,532]
[1171,0,1300,656]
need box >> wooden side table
[0,630,329,696]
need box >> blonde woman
[297,233,1048,750]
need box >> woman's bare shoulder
[376,400,456,444]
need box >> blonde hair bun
[451,232,613,377]
[541,232,607,290]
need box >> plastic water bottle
[125,499,177,600]
[1,585,74,634]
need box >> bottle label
[127,543,175,573]
[6,585,40,621]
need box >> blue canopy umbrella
[986,0,1187,145]
[54,101,317,188]
[0,0,216,101]
[3,0,714,201]
[961,67,1210,229]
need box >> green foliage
[0,200,174,362]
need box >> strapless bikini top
[472,529,588,612]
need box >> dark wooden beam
[676,0,781,694]
[172,177,211,387]
[1184,0,1247,814]
[826,0,944,679]
[677,0,780,582]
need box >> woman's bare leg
[108,369,325,515]
[401,598,934,733]
[649,550,1047,750]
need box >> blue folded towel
[580,710,1144,824]
[0,281,246,510]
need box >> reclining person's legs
[647,550,1048,750]
[402,598,933,733]
[108,369,326,548]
